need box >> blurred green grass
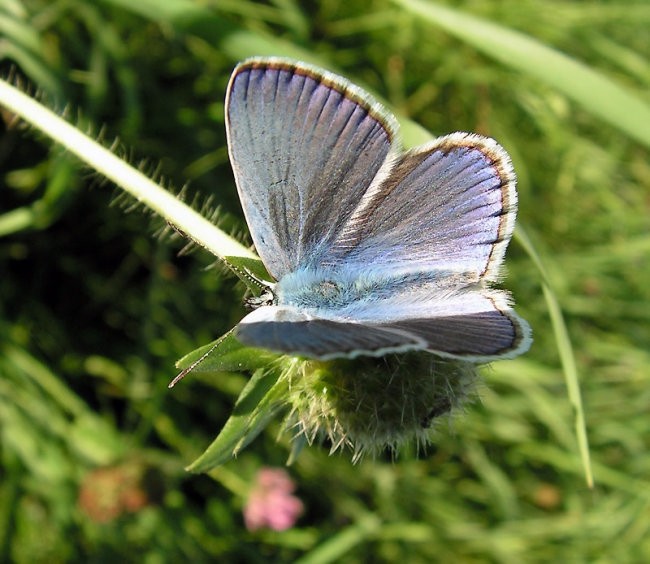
[1,0,649,561]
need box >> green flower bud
[283,354,479,460]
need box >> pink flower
[244,467,304,531]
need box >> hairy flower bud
[283,354,480,460]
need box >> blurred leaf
[68,413,125,466]
[175,331,279,375]
[3,344,87,417]
[223,254,272,290]
[0,154,80,235]
[395,0,650,148]
[0,6,62,96]
[100,0,211,20]
[186,368,287,472]
[295,513,382,564]
[517,226,593,488]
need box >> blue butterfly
[226,58,531,361]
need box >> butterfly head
[244,285,276,310]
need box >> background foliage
[1,0,649,561]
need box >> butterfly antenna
[168,332,232,388]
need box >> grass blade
[395,0,650,148]
[516,227,593,488]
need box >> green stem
[0,78,255,261]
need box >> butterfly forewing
[327,133,517,282]
[226,58,398,280]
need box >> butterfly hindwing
[236,285,530,361]
[235,306,426,360]
[350,288,530,360]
